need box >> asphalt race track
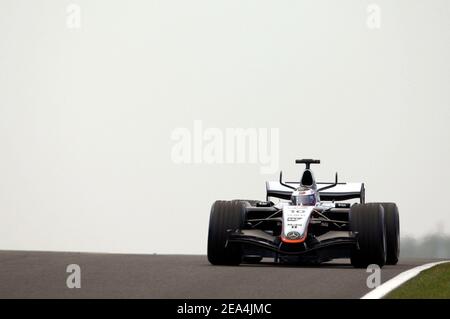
[0,251,439,298]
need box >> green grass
[386,262,450,299]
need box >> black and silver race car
[207,159,400,268]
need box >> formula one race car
[207,159,400,268]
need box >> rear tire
[374,203,400,265]
[207,200,247,265]
[350,203,386,268]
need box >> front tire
[374,203,400,265]
[207,200,247,265]
[350,203,387,268]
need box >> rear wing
[266,181,365,203]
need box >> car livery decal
[281,205,313,243]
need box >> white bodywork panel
[282,205,314,240]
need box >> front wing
[228,229,357,262]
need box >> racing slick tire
[207,200,247,265]
[350,203,387,268]
[374,203,400,265]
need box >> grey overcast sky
[0,0,449,254]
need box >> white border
[361,260,450,299]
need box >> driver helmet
[291,188,318,206]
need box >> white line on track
[361,260,450,299]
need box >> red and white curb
[361,260,450,299]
